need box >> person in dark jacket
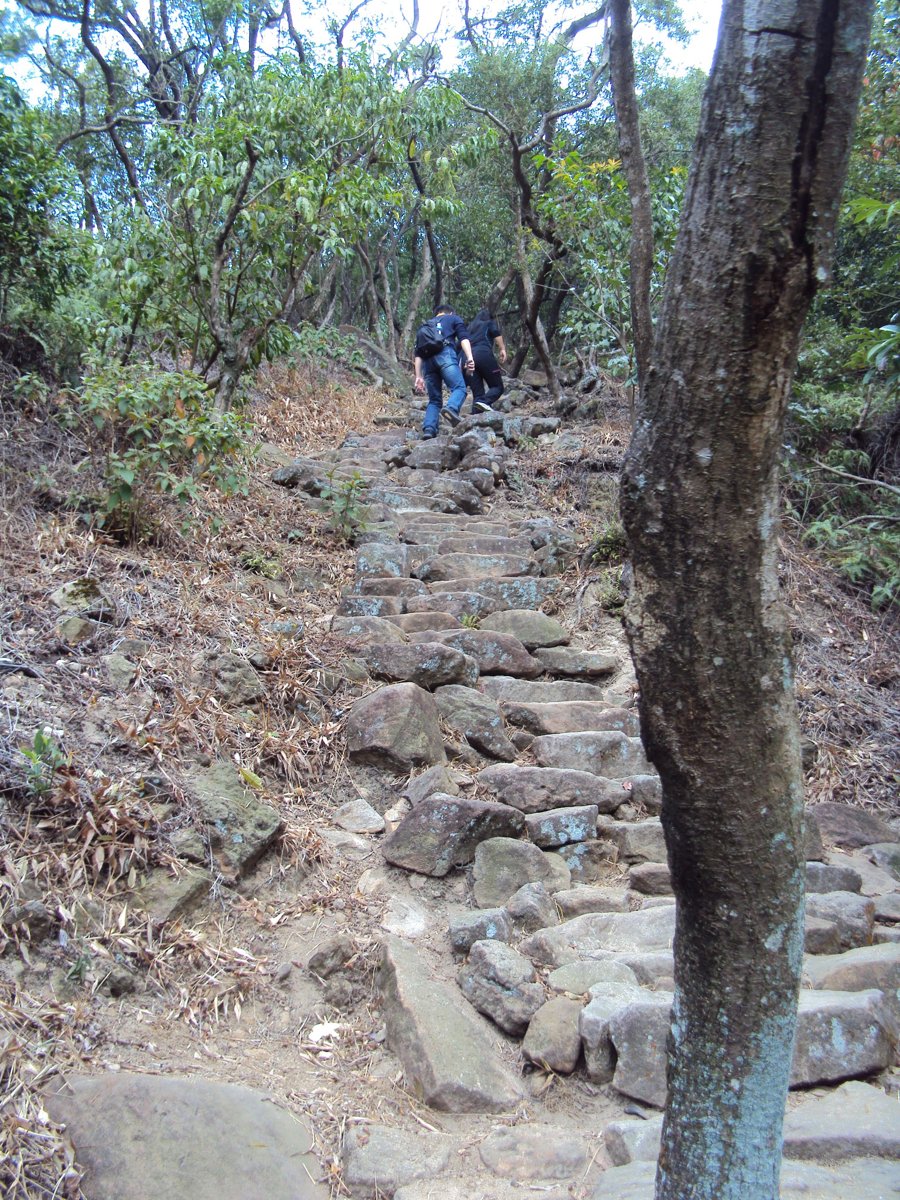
[413,304,475,438]
[464,307,507,412]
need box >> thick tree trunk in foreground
[619,4,873,1198]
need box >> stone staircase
[49,401,900,1199]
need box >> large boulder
[346,683,446,771]
[381,794,525,876]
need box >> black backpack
[415,316,447,359]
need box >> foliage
[320,467,368,541]
[19,726,68,796]
[61,362,249,537]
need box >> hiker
[413,304,476,438]
[465,306,507,413]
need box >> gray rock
[522,995,584,1073]
[332,615,408,644]
[609,994,674,1105]
[504,881,559,932]
[44,1074,326,1200]
[553,839,618,884]
[133,866,213,924]
[802,942,900,1029]
[362,641,478,690]
[49,577,117,621]
[458,940,545,1035]
[501,701,640,736]
[55,614,100,645]
[533,732,652,779]
[603,1115,663,1166]
[548,960,640,994]
[553,888,631,919]
[809,802,897,849]
[412,629,542,678]
[477,764,630,815]
[346,683,446,772]
[525,805,599,848]
[532,646,619,678]
[417,552,535,582]
[429,577,560,609]
[341,1124,453,1197]
[472,837,571,907]
[479,609,570,649]
[378,936,523,1112]
[336,594,403,618]
[875,892,900,922]
[334,798,385,834]
[479,676,608,703]
[805,916,843,955]
[805,891,875,949]
[434,685,518,761]
[793,989,895,1087]
[405,590,504,620]
[183,761,282,878]
[582,980,651,1083]
[597,817,668,863]
[448,908,512,954]
[590,1158,900,1200]
[193,649,266,706]
[520,907,676,968]
[479,1124,588,1181]
[355,542,411,578]
[806,861,863,893]
[382,794,525,876]
[102,652,138,690]
[358,576,428,597]
[403,764,460,805]
[783,1079,900,1160]
[386,612,461,633]
[628,863,673,896]
[868,843,900,880]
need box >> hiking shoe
[472,400,493,414]
[421,430,438,440]
[441,408,461,427]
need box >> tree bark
[608,0,654,416]
[618,4,873,1198]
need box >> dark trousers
[467,344,504,406]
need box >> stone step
[409,629,542,678]
[417,552,539,582]
[378,936,524,1112]
[532,731,654,779]
[500,701,640,736]
[480,676,609,704]
[435,535,536,556]
[405,591,508,620]
[428,576,560,608]
[477,764,637,815]
[533,646,620,678]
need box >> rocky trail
[4,384,900,1200]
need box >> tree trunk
[618,4,873,1199]
[608,0,654,414]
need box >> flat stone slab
[809,802,897,849]
[801,942,900,1033]
[479,609,571,649]
[479,1124,588,1181]
[532,731,653,779]
[341,1124,454,1197]
[429,577,560,609]
[361,641,478,690]
[332,615,408,644]
[501,701,640,736]
[412,629,542,678]
[783,1080,900,1160]
[521,906,677,967]
[378,936,524,1112]
[45,1074,326,1200]
[436,535,535,557]
[480,676,609,703]
[183,760,282,879]
[406,590,505,619]
[532,646,619,678]
[598,817,668,863]
[382,794,525,875]
[553,888,632,919]
[589,1157,900,1200]
[478,764,631,814]
[417,552,536,582]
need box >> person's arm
[459,338,475,373]
[414,355,425,393]
[494,335,507,365]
